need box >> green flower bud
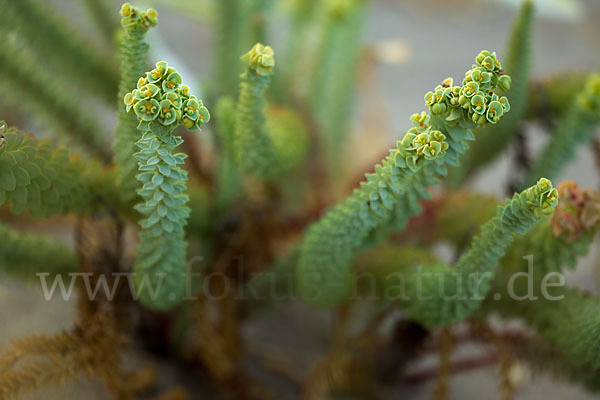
[182,116,195,129]
[498,75,511,92]
[536,177,553,193]
[458,94,470,108]
[471,112,486,126]
[441,77,454,88]
[541,188,559,215]
[432,102,448,115]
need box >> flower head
[125,63,210,131]
[242,43,275,76]
[120,3,157,31]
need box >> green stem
[0,122,117,217]
[297,50,514,306]
[114,4,157,208]
[0,222,77,281]
[404,179,557,328]
[133,124,191,310]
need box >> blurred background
[1,0,600,398]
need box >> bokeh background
[1,0,599,398]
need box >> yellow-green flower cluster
[533,177,559,216]
[399,112,449,169]
[241,43,275,77]
[577,73,600,113]
[425,50,512,126]
[120,3,158,30]
[124,61,210,130]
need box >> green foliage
[246,0,274,46]
[0,122,116,217]
[515,287,600,369]
[486,182,600,368]
[0,29,111,161]
[234,43,308,180]
[125,61,210,310]
[297,51,512,306]
[0,0,119,104]
[308,0,367,168]
[114,3,158,208]
[353,244,439,300]
[272,0,319,100]
[506,335,600,393]
[449,0,534,185]
[527,70,590,119]
[521,73,600,188]
[405,178,558,328]
[214,96,242,211]
[212,0,245,98]
[3,3,600,396]
[82,0,119,48]
[0,222,77,281]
